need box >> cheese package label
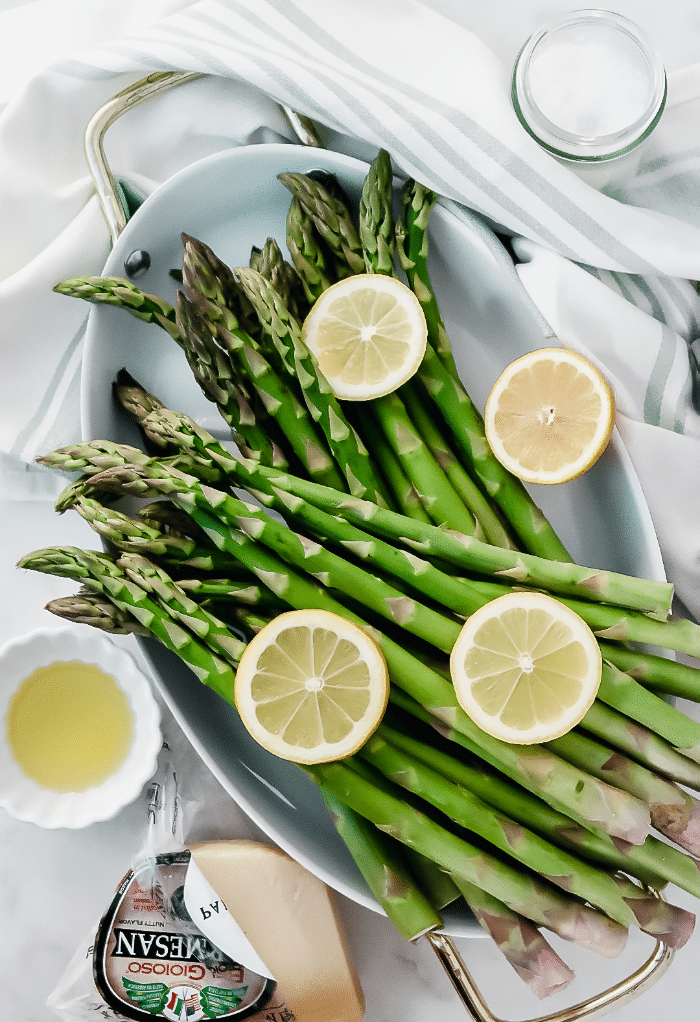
[93,850,292,1021]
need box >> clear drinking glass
[512,9,667,189]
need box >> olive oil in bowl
[0,627,161,828]
[7,660,134,792]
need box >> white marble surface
[3,2,700,1021]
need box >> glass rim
[512,8,667,161]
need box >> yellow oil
[6,660,134,792]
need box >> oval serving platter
[81,143,666,937]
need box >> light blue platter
[82,143,665,937]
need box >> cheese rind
[188,840,365,1022]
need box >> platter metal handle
[84,72,678,1021]
[428,927,674,1022]
[83,70,322,244]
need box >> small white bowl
[0,626,162,828]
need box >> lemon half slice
[234,609,389,763]
[301,274,428,400]
[450,591,602,745]
[484,347,615,485]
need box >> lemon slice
[484,347,615,485]
[301,273,428,400]
[234,609,390,763]
[450,591,602,745]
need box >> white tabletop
[3,3,700,1021]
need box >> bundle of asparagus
[24,150,700,1000]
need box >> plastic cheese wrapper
[47,741,365,1022]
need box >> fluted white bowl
[0,626,162,828]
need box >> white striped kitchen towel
[2,0,700,612]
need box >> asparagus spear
[320,785,442,941]
[556,597,700,659]
[176,576,285,610]
[112,368,172,453]
[116,552,246,665]
[547,726,700,852]
[461,575,700,663]
[17,547,237,702]
[180,232,260,341]
[249,236,309,323]
[345,407,432,522]
[360,727,693,944]
[396,179,460,380]
[235,266,390,505]
[37,439,154,478]
[139,499,210,538]
[278,172,365,275]
[598,641,700,701]
[580,700,700,792]
[218,324,346,490]
[368,391,480,534]
[597,660,700,761]
[213,457,674,619]
[82,462,465,655]
[45,589,150,635]
[306,759,629,958]
[174,291,288,468]
[231,606,275,638]
[39,437,226,491]
[286,196,336,302]
[401,851,461,911]
[359,149,395,275]
[382,700,698,893]
[399,379,515,548]
[62,493,249,574]
[448,877,575,1000]
[53,276,181,342]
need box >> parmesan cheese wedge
[188,840,365,1022]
